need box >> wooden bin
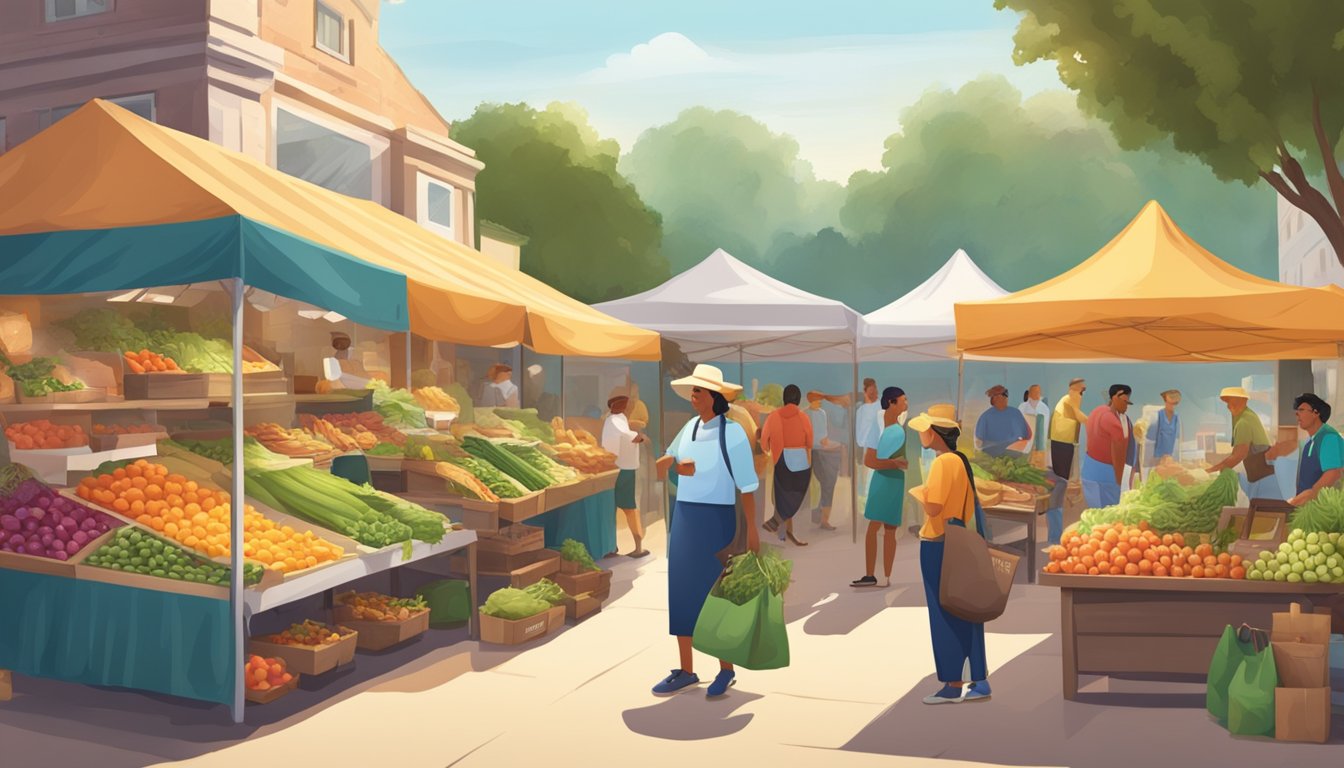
[0,526,117,579]
[497,491,546,524]
[562,592,603,623]
[248,631,358,676]
[544,480,588,511]
[245,675,300,705]
[588,469,621,494]
[478,607,552,646]
[17,387,108,404]
[556,568,605,596]
[337,611,431,652]
[478,524,545,556]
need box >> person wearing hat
[974,384,1031,458]
[1044,378,1088,547]
[479,363,520,408]
[1267,393,1344,506]
[602,391,649,558]
[1209,386,1281,500]
[1148,389,1183,463]
[907,407,991,704]
[653,364,759,698]
[1082,384,1136,509]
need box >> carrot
[126,358,146,374]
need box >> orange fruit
[1109,564,1124,575]
[1204,556,1218,568]
[1171,565,1184,578]
[1124,563,1140,576]
[1161,534,1174,546]
[1153,565,1169,577]
[1230,555,1243,568]
[1192,565,1205,579]
[1126,548,1143,564]
[1214,564,1229,578]
[1187,554,1201,566]
[1144,549,1160,563]
[1217,552,1232,567]
[1088,566,1100,575]
[1138,559,1153,575]
[1230,566,1246,580]
[1159,555,1173,568]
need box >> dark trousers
[920,539,988,683]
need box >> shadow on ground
[622,688,763,741]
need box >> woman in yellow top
[910,409,990,705]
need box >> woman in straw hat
[654,364,760,698]
[908,407,991,705]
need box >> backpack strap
[691,415,735,481]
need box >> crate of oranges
[249,620,357,675]
[1044,521,1247,580]
[244,655,299,704]
[5,419,90,451]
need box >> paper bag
[1272,641,1329,689]
[0,312,32,357]
[1272,602,1331,646]
[1274,687,1330,744]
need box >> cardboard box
[562,592,602,622]
[546,604,566,632]
[1273,602,1332,646]
[248,631,357,676]
[1275,687,1331,744]
[556,568,604,596]
[478,607,551,645]
[337,610,431,652]
[1274,641,1330,689]
[245,674,299,705]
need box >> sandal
[763,517,780,533]
[787,531,809,547]
[628,549,650,558]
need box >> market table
[1040,573,1343,699]
[982,497,1045,583]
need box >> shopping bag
[1227,642,1278,737]
[1207,624,1266,723]
[939,519,1013,623]
[692,577,790,670]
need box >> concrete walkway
[3,500,1342,767]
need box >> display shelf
[0,392,301,413]
[244,528,478,614]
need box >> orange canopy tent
[954,201,1344,362]
[0,100,659,360]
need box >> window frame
[269,100,388,205]
[416,173,457,239]
[44,0,110,22]
[42,92,155,129]
[314,1,350,63]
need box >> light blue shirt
[856,401,882,450]
[808,407,829,448]
[1151,410,1180,458]
[665,416,759,505]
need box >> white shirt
[480,380,520,408]
[856,401,883,450]
[665,416,759,505]
[601,413,641,471]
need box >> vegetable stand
[1041,572,1342,699]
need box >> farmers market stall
[0,100,657,724]
[954,201,1344,697]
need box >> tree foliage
[450,102,668,303]
[996,0,1344,262]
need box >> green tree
[996,0,1344,263]
[450,102,668,303]
[620,107,843,273]
[775,77,1275,311]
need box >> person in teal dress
[851,386,908,588]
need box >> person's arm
[656,423,684,479]
[727,425,760,496]
[743,490,759,553]
[1290,434,1344,505]
[1210,443,1251,472]
[1008,410,1032,453]
[1111,436,1127,484]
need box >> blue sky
[379,0,1064,181]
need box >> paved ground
[3,487,1343,768]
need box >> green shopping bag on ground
[1227,642,1278,737]
[692,585,789,670]
[1207,624,1265,723]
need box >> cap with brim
[671,364,742,402]
[927,403,957,422]
[986,385,1008,398]
[909,412,959,433]
[1220,386,1251,401]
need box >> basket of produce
[1073,469,1239,537]
[548,418,618,474]
[249,620,358,675]
[1044,522,1248,579]
[332,592,432,651]
[478,587,556,645]
[970,453,1053,502]
[0,466,123,577]
[244,655,299,704]
[78,525,267,597]
[557,538,601,576]
[5,419,91,451]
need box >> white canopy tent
[859,248,1009,417]
[595,248,865,539]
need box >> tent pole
[738,345,744,389]
[228,277,245,725]
[405,332,413,389]
[559,356,566,416]
[659,359,668,529]
[956,354,965,422]
[851,342,859,544]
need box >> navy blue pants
[667,500,737,637]
[920,539,988,683]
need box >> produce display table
[1040,573,1342,699]
[982,499,1043,583]
[532,489,617,561]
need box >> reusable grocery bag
[1207,624,1267,723]
[692,565,790,671]
[1227,641,1278,737]
[416,579,470,628]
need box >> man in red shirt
[1081,384,1135,509]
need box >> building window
[416,174,456,238]
[41,92,155,129]
[315,2,348,62]
[45,0,107,21]
[275,108,373,200]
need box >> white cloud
[583,32,737,84]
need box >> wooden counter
[1039,572,1342,699]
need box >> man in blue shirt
[975,384,1031,457]
[1149,389,1182,462]
[1270,393,1344,507]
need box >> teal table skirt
[0,569,235,705]
[534,489,617,559]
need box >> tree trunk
[1260,159,1344,274]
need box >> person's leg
[678,635,694,674]
[882,524,898,582]
[819,452,838,528]
[623,508,648,556]
[865,520,879,576]
[1045,508,1064,548]
[920,540,965,702]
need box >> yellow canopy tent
[0,100,659,360]
[955,201,1344,362]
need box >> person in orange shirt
[759,384,813,546]
[909,407,990,705]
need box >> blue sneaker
[921,684,964,705]
[707,669,736,698]
[652,669,699,695]
[964,681,991,702]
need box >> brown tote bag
[940,457,1020,623]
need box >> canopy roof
[954,201,1344,362]
[861,249,1007,361]
[0,100,659,360]
[594,249,861,363]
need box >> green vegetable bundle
[500,442,579,484]
[176,437,234,464]
[559,538,599,571]
[755,383,783,408]
[371,381,427,428]
[367,442,403,457]
[1289,487,1344,534]
[523,578,570,606]
[714,547,793,606]
[492,408,555,443]
[85,527,263,585]
[481,587,551,620]
[971,453,1050,488]
[446,457,525,498]
[146,330,234,373]
[1148,470,1238,534]
[246,466,414,548]
[56,309,150,353]
[351,484,447,543]
[0,351,84,397]
[462,435,554,491]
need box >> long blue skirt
[920,539,988,683]
[667,500,737,637]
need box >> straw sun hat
[909,403,959,433]
[671,364,742,402]
[1220,386,1251,402]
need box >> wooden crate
[477,524,544,556]
[245,675,299,705]
[562,592,602,623]
[336,610,431,651]
[555,568,604,596]
[0,526,117,579]
[75,561,228,600]
[124,373,223,400]
[497,491,546,523]
[242,371,289,396]
[588,469,620,494]
[91,429,168,452]
[248,631,357,676]
[17,387,108,404]
[478,608,551,646]
[544,480,588,511]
